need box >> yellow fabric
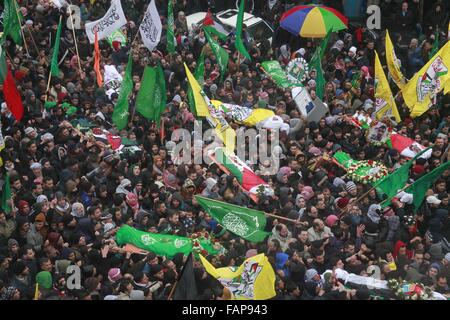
[374,51,401,122]
[402,41,450,118]
[199,253,276,300]
[185,64,235,153]
[184,63,209,117]
[211,100,274,127]
[385,30,406,90]
[300,7,327,38]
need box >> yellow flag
[211,100,275,127]
[374,51,401,122]
[199,253,276,300]
[402,41,450,118]
[386,30,406,89]
[184,63,210,117]
[184,63,236,153]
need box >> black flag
[172,253,198,300]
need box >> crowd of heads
[0,0,450,300]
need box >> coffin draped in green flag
[135,63,166,126]
[203,27,229,80]
[195,196,271,243]
[50,17,63,77]
[115,225,218,258]
[112,54,133,130]
[3,0,22,45]
[260,61,302,88]
[235,0,251,60]
[375,147,431,199]
[167,0,176,54]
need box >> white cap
[349,46,357,54]
[427,195,441,205]
[41,133,54,143]
[30,162,42,170]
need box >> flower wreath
[190,231,224,257]
[286,58,309,83]
[347,160,389,184]
[387,279,434,300]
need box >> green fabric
[50,18,63,77]
[44,101,58,109]
[106,28,127,47]
[187,53,205,116]
[333,151,353,167]
[121,137,138,146]
[400,161,450,211]
[115,225,218,258]
[167,0,176,54]
[309,32,330,99]
[36,271,52,289]
[204,25,227,42]
[195,196,270,243]
[3,0,22,45]
[203,27,229,81]
[0,40,7,83]
[0,174,12,213]
[235,0,251,61]
[135,64,167,126]
[215,147,244,182]
[261,61,303,88]
[375,147,431,199]
[112,54,133,130]
[429,30,439,60]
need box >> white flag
[85,0,127,44]
[139,0,162,51]
[104,65,123,99]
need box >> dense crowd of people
[0,0,450,300]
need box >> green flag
[405,161,450,211]
[187,53,205,116]
[1,174,12,213]
[375,147,431,199]
[203,27,229,81]
[167,0,176,54]
[429,29,439,60]
[195,196,271,243]
[261,60,303,88]
[235,0,251,61]
[309,32,330,99]
[3,0,22,45]
[204,25,228,42]
[112,54,133,130]
[115,225,218,258]
[135,64,167,125]
[0,41,7,83]
[50,17,63,77]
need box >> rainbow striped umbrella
[280,4,348,38]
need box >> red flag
[203,9,214,26]
[3,68,24,121]
[94,31,103,87]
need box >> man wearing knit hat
[345,181,358,197]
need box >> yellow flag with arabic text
[386,30,406,89]
[402,41,450,118]
[199,253,276,300]
[374,51,401,122]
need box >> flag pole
[45,15,63,102]
[14,0,30,57]
[264,212,300,224]
[167,252,192,300]
[68,3,84,79]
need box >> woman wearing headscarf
[278,44,291,66]
[330,40,344,58]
